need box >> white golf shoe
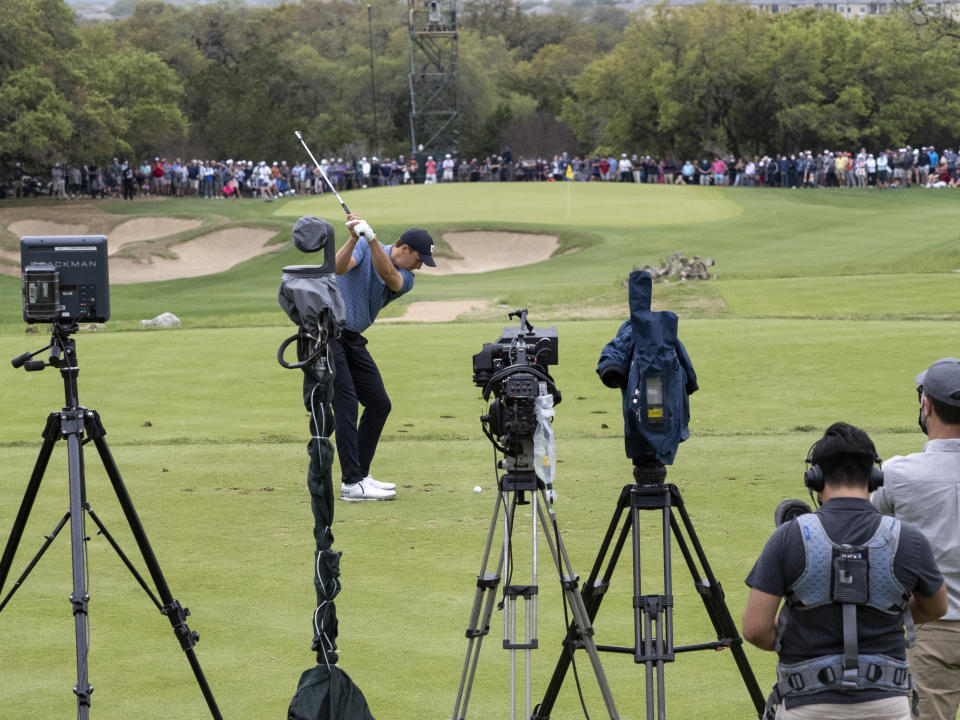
[362,475,396,491]
[340,478,396,501]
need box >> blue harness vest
[765,513,913,715]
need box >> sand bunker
[380,299,488,323]
[419,231,558,275]
[110,228,278,284]
[3,215,278,283]
[8,217,204,253]
[109,217,203,251]
[8,220,90,237]
[383,231,556,321]
[2,221,555,319]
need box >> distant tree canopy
[563,3,960,159]
[2,0,959,173]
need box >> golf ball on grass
[473,485,482,494]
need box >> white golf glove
[347,219,375,241]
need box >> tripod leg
[633,502,671,720]
[657,502,670,720]
[85,412,223,720]
[536,494,621,720]
[501,486,540,720]
[61,413,93,720]
[0,413,60,596]
[452,490,505,720]
[534,485,633,720]
[523,489,540,720]
[667,488,766,716]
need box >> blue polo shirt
[337,240,414,333]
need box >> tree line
[2,0,959,177]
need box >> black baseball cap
[916,357,960,407]
[399,228,436,267]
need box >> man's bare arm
[911,583,948,625]
[742,588,782,651]
[335,236,359,274]
[335,213,360,275]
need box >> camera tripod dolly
[532,457,766,720]
[451,468,622,720]
[1,322,223,720]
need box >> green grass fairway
[0,184,957,719]
[719,274,960,319]
[279,182,744,228]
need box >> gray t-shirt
[746,497,943,707]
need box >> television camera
[472,309,560,472]
[597,270,697,480]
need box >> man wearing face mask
[871,357,960,720]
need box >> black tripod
[533,458,766,720]
[1,322,223,720]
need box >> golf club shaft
[294,131,351,215]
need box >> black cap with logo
[398,228,436,267]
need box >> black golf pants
[330,331,391,486]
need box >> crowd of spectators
[6,145,960,201]
[18,155,433,201]
[506,146,960,189]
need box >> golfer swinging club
[332,213,436,501]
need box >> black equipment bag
[287,665,375,720]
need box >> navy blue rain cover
[596,271,698,464]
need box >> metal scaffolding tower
[407,0,459,157]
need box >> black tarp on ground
[288,664,375,720]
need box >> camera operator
[871,358,960,720]
[743,422,946,720]
[331,214,436,502]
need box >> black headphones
[803,454,884,493]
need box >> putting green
[277,182,742,227]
